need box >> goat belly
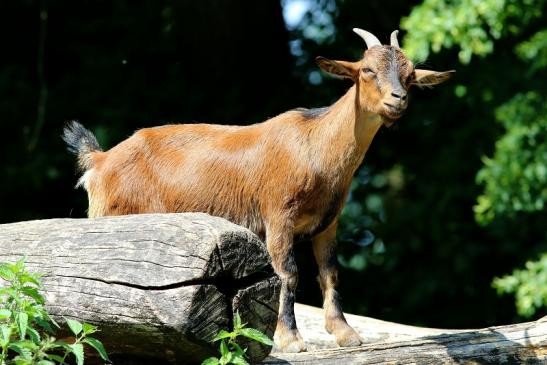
[293,189,347,240]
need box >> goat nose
[391,91,407,101]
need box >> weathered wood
[4,214,546,364]
[267,303,547,364]
[0,213,280,364]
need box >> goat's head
[317,28,454,124]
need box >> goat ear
[316,56,359,81]
[412,69,455,87]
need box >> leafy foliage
[475,92,547,224]
[0,258,110,364]
[402,0,547,318]
[402,0,547,63]
[516,29,547,72]
[201,312,273,365]
[493,254,547,317]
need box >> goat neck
[309,83,384,179]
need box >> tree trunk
[0,213,280,364]
[266,303,547,364]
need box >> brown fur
[69,38,453,352]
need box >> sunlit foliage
[402,0,546,63]
[403,0,547,317]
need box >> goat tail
[62,120,103,172]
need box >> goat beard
[382,116,398,128]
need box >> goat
[64,28,454,352]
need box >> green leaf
[239,328,274,346]
[0,264,15,281]
[220,352,234,364]
[21,287,45,304]
[231,354,250,365]
[233,312,242,330]
[230,342,246,357]
[10,340,38,350]
[15,257,26,272]
[9,340,37,353]
[83,337,110,362]
[220,351,234,364]
[68,343,84,365]
[48,340,68,350]
[201,357,220,365]
[46,312,60,329]
[45,353,66,363]
[17,312,28,340]
[9,341,37,363]
[19,273,43,288]
[13,356,32,365]
[35,317,55,334]
[0,309,12,319]
[26,327,41,345]
[82,322,97,336]
[219,340,229,356]
[212,330,233,342]
[26,327,40,344]
[8,343,26,356]
[0,325,12,346]
[66,318,83,336]
[37,360,56,365]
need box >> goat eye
[407,73,415,83]
[363,67,375,74]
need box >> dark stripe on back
[295,106,330,120]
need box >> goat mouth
[383,103,405,118]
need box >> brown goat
[64,28,454,352]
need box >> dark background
[1,0,545,329]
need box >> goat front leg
[313,221,363,347]
[266,221,306,353]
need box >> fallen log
[0,213,280,364]
[267,303,547,364]
[3,214,546,364]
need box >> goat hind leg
[313,221,363,347]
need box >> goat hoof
[274,330,307,353]
[334,327,363,347]
[281,339,307,353]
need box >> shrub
[202,312,273,365]
[0,257,110,365]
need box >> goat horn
[390,30,400,48]
[353,28,381,49]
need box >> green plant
[493,254,547,317]
[0,257,110,365]
[201,312,274,365]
